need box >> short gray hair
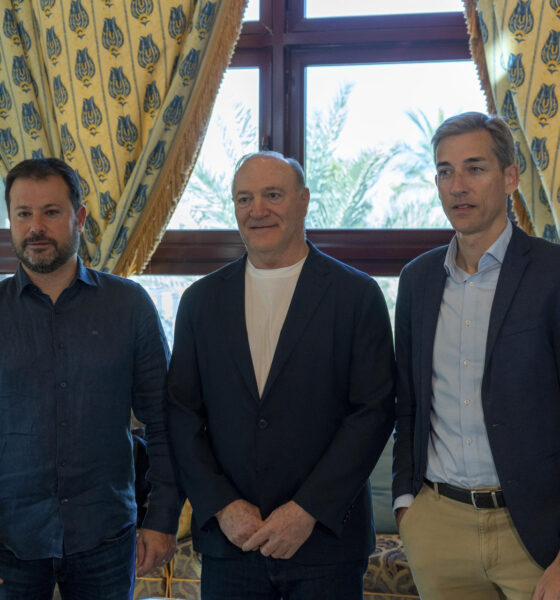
[231,151,306,196]
[432,112,515,171]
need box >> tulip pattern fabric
[0,0,247,274]
[465,0,560,242]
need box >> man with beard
[0,158,180,599]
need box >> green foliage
[182,90,450,232]
[382,108,448,228]
[306,83,390,228]
[186,102,257,228]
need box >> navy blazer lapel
[218,255,260,401]
[261,244,331,401]
[485,226,531,369]
[420,253,447,406]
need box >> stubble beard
[12,226,80,274]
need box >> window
[1,1,479,288]
[305,0,465,18]
[142,0,478,279]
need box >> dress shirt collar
[15,256,97,296]
[444,220,513,282]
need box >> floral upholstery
[133,533,418,600]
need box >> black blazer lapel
[261,245,331,401]
[218,256,260,401]
[419,255,447,410]
[485,227,531,369]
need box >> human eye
[15,209,31,218]
[437,168,450,178]
[235,195,251,207]
[267,191,282,203]
[45,208,61,216]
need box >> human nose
[30,213,46,233]
[450,171,467,195]
[249,195,270,218]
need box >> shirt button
[60,382,67,389]
[464,399,471,405]
[60,498,69,504]
[463,359,470,366]
[58,343,64,349]
[469,281,475,287]
[466,438,472,445]
[472,477,478,483]
[258,418,268,430]
[60,421,68,427]
[59,461,66,467]
[465,320,471,326]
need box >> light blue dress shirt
[426,221,512,488]
[394,221,513,511]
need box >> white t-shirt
[245,257,306,397]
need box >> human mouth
[23,237,55,251]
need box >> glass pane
[305,61,487,228]
[130,275,200,345]
[168,68,260,230]
[376,276,397,331]
[0,179,8,228]
[305,0,464,18]
[244,0,260,21]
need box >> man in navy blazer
[393,112,560,599]
[168,151,395,599]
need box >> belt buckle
[470,490,482,509]
[470,490,500,509]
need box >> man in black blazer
[392,112,560,599]
[167,151,395,599]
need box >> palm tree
[179,102,257,228]
[305,83,391,228]
[382,108,448,228]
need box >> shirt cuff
[393,493,414,513]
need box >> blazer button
[258,418,268,430]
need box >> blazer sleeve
[167,287,241,527]
[392,265,417,500]
[292,279,396,536]
[130,286,183,534]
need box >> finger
[137,548,157,576]
[260,537,282,558]
[242,528,268,552]
[136,535,146,568]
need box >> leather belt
[425,479,506,509]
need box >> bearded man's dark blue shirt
[0,259,179,559]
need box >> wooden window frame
[0,2,467,276]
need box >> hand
[533,553,560,600]
[216,499,264,549]
[136,529,177,576]
[395,507,408,529]
[242,501,316,559]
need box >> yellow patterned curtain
[464,0,560,243]
[0,0,247,275]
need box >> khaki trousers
[399,484,544,600]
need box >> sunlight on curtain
[0,0,247,274]
[465,0,560,243]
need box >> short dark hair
[432,112,515,171]
[231,151,306,196]
[5,158,83,213]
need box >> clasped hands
[216,499,316,560]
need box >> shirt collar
[15,256,97,297]
[444,220,513,280]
